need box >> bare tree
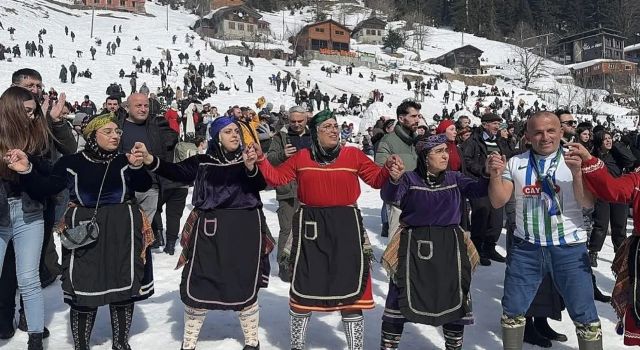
[512,46,544,90]
[285,21,306,55]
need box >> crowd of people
[1,15,640,350]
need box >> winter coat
[59,67,67,80]
[266,127,312,200]
[374,124,417,171]
[461,127,513,179]
[164,108,180,134]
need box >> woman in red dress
[244,110,402,350]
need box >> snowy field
[0,0,631,348]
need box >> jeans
[502,236,598,325]
[0,199,44,332]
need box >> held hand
[126,152,143,167]
[284,144,297,158]
[564,154,583,174]
[243,143,258,170]
[389,163,405,182]
[566,143,592,161]
[49,93,67,122]
[486,153,506,178]
[4,149,30,173]
[385,155,404,172]
[132,142,153,165]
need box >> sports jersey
[502,149,587,246]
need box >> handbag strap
[91,160,111,219]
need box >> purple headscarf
[415,134,448,155]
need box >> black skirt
[180,208,268,311]
[289,206,370,309]
[61,203,153,308]
[395,226,472,326]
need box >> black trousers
[588,200,628,253]
[161,188,189,243]
[469,196,503,254]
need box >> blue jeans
[0,198,44,332]
[502,236,598,325]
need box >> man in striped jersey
[487,111,602,350]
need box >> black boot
[243,343,260,350]
[151,230,165,249]
[18,310,50,338]
[70,307,97,350]
[27,332,44,350]
[592,274,611,303]
[523,317,551,348]
[534,317,568,342]
[110,303,134,350]
[163,240,176,255]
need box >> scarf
[207,118,243,165]
[309,110,341,165]
[83,133,119,162]
[447,141,461,171]
[394,123,415,146]
[529,149,562,217]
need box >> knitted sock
[342,314,364,350]
[290,310,311,350]
[238,302,260,347]
[443,323,464,350]
[182,306,207,350]
[380,321,404,349]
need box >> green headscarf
[309,110,341,165]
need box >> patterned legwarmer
[182,306,207,350]
[443,323,464,350]
[575,321,602,341]
[290,310,311,350]
[501,314,526,328]
[342,314,364,350]
[238,302,260,347]
[380,321,404,349]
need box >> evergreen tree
[383,29,406,53]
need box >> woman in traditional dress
[379,134,489,350]
[569,142,640,346]
[137,116,270,350]
[243,110,402,350]
[5,112,154,350]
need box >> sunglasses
[561,120,577,126]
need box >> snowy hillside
[0,0,630,349]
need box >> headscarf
[415,134,448,186]
[207,116,243,164]
[309,110,341,165]
[435,120,461,171]
[80,113,119,162]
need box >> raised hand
[3,149,30,173]
[284,144,297,158]
[243,143,258,171]
[566,143,592,161]
[131,142,153,165]
[49,92,67,122]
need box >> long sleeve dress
[20,153,153,307]
[257,146,389,312]
[380,170,488,327]
[147,154,270,311]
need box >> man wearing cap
[375,101,421,238]
[266,106,312,282]
[462,113,513,266]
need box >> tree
[510,22,545,90]
[383,29,406,53]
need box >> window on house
[315,27,325,32]
[626,65,632,70]
[238,23,244,31]
[248,25,254,32]
[377,30,381,36]
[311,39,328,50]
[229,22,235,29]
[107,0,112,4]
[120,0,125,5]
[609,63,615,69]
[336,30,344,35]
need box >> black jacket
[462,127,513,179]
[596,142,636,177]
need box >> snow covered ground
[0,0,631,349]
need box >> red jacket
[164,108,180,133]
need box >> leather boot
[110,303,134,350]
[27,332,44,350]
[592,274,611,303]
[534,317,568,342]
[523,317,551,348]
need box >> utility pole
[282,9,285,41]
[166,4,169,31]
[90,5,95,38]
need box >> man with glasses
[267,106,312,282]
[557,109,577,144]
[0,68,78,340]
